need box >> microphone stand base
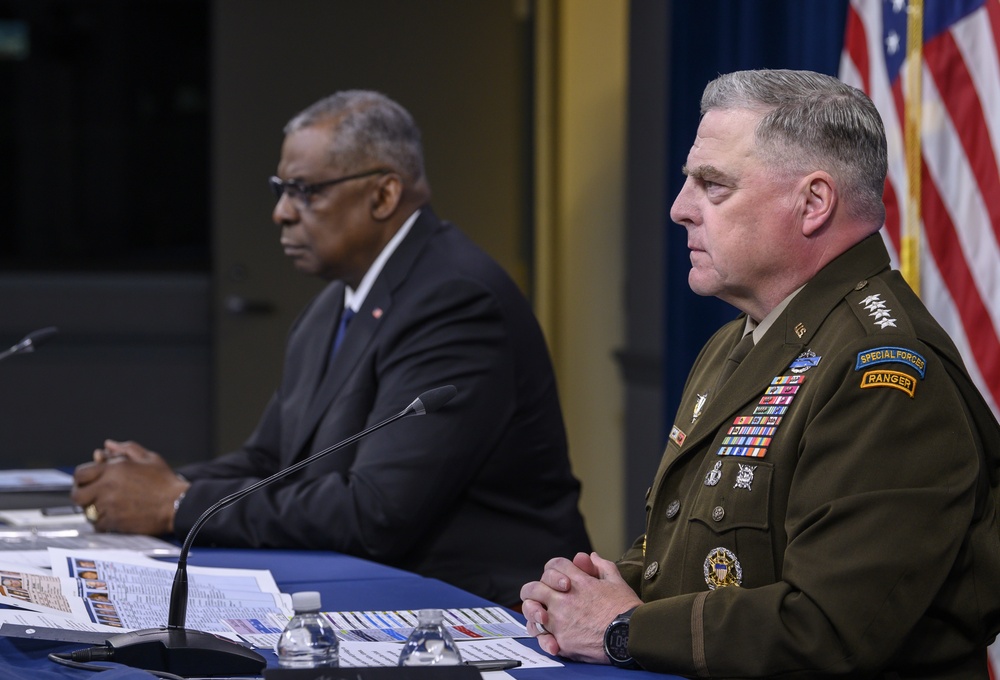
[105,626,266,676]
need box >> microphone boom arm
[102,385,456,676]
[0,327,58,363]
[168,384,457,628]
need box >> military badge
[860,369,917,398]
[704,460,722,486]
[704,547,742,589]
[789,349,821,374]
[669,425,687,448]
[859,294,897,329]
[692,393,707,423]
[855,346,927,379]
[734,464,755,490]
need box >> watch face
[606,621,630,661]
[605,606,639,668]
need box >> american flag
[839,0,1000,424]
[840,1,1000,672]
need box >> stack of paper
[0,548,560,669]
[0,548,288,644]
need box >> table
[0,547,680,680]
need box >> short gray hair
[702,69,887,226]
[285,90,426,184]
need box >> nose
[272,192,299,227]
[669,178,698,228]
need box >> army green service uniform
[619,235,1000,679]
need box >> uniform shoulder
[843,275,916,338]
[842,271,968,369]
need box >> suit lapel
[279,284,345,464]
[287,209,440,459]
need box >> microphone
[0,327,58,363]
[92,385,458,676]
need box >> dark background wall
[0,0,532,469]
[1,0,852,546]
[0,0,212,468]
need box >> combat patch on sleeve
[859,369,917,398]
[855,346,927,378]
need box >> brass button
[712,506,725,522]
[644,561,659,580]
[665,500,680,519]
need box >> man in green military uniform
[521,69,1000,678]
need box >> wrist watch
[603,606,639,669]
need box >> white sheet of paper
[0,609,123,634]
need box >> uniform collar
[778,233,891,346]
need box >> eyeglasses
[268,168,389,206]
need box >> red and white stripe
[839,0,1000,424]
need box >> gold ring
[84,504,99,523]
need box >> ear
[799,171,836,237]
[370,173,404,221]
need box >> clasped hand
[520,551,642,664]
[70,439,189,535]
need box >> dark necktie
[331,307,356,359]
[714,331,755,394]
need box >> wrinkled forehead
[686,108,763,168]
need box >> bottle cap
[416,608,444,623]
[291,591,322,613]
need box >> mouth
[688,245,709,265]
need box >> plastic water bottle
[398,608,463,666]
[277,591,339,668]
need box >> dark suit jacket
[619,235,1000,678]
[176,208,591,605]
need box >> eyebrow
[681,164,732,184]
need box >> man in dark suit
[72,90,591,606]
[521,69,1000,677]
